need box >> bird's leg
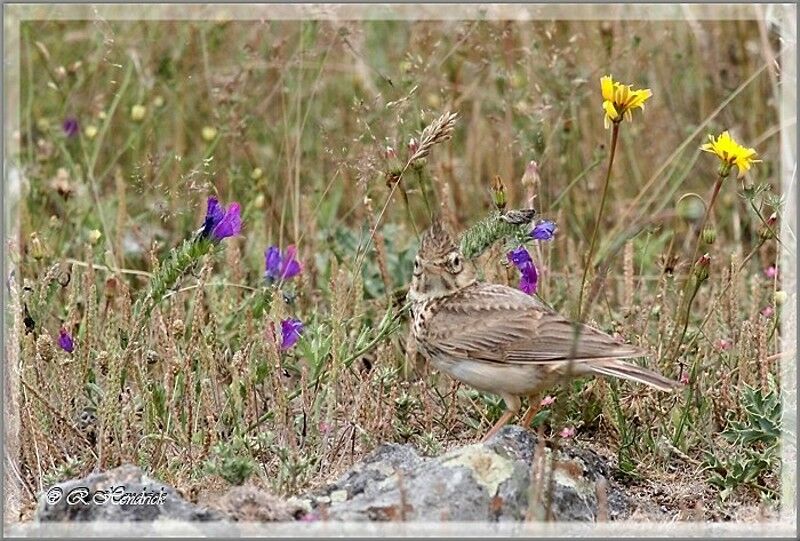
[481,410,515,443]
[521,394,540,428]
[481,394,520,443]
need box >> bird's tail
[589,359,680,392]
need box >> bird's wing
[428,283,646,365]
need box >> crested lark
[408,220,678,442]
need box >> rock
[303,425,629,522]
[31,427,631,525]
[35,464,223,523]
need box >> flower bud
[87,229,102,246]
[84,125,98,139]
[253,193,265,209]
[385,146,402,177]
[701,227,716,245]
[694,253,711,282]
[491,175,507,212]
[250,167,263,180]
[759,212,778,240]
[408,137,419,156]
[201,126,217,142]
[29,233,46,260]
[773,290,787,306]
[153,95,165,108]
[521,160,540,189]
[130,104,146,122]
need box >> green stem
[673,277,702,365]
[413,165,434,217]
[397,181,419,238]
[667,174,725,359]
[688,175,724,275]
[672,350,701,448]
[577,122,620,320]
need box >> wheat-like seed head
[409,111,459,164]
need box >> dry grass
[6,16,788,522]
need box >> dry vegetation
[6,15,791,522]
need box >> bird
[407,220,679,442]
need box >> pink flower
[559,426,576,439]
[680,372,690,385]
[760,306,774,318]
[714,338,731,351]
[319,421,332,434]
[540,396,556,407]
[715,339,732,351]
[765,266,778,279]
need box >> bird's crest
[419,219,457,260]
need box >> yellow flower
[700,131,760,178]
[600,75,652,128]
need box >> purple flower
[507,246,538,295]
[531,220,557,241]
[280,318,304,350]
[62,117,79,138]
[265,245,302,282]
[200,197,241,242]
[202,197,224,234]
[58,328,74,353]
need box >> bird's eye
[413,258,422,276]
[448,253,463,273]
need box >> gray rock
[35,464,223,523]
[32,427,630,525]
[304,425,629,522]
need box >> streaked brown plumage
[408,221,679,441]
